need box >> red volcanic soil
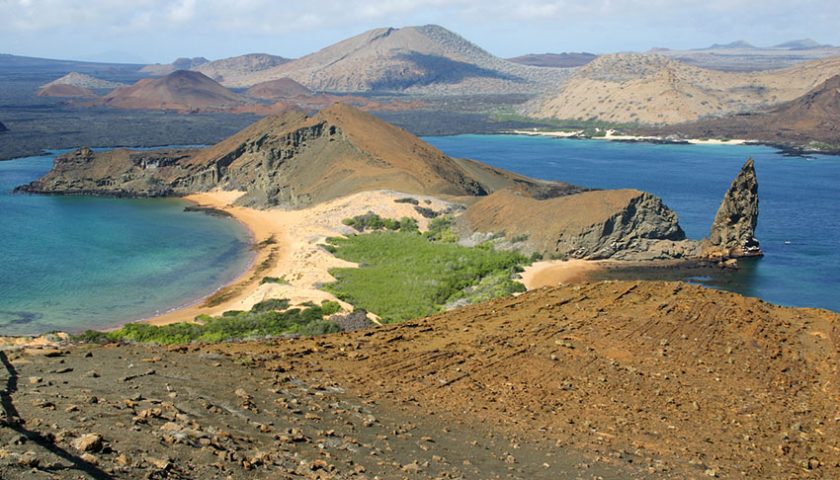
[245,78,313,100]
[101,70,248,112]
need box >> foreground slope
[524,53,840,124]
[245,280,840,478]
[233,25,570,94]
[3,281,836,479]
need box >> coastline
[143,189,455,326]
[510,128,754,146]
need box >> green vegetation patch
[342,212,418,233]
[75,300,342,345]
[324,231,527,324]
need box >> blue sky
[1,0,838,63]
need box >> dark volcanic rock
[705,158,761,258]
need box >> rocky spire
[705,158,761,258]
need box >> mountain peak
[774,38,828,50]
[707,40,756,50]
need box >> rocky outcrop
[0,121,6,132]
[461,188,699,260]
[703,158,761,258]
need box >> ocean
[425,135,840,312]
[0,152,253,336]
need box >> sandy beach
[511,129,752,146]
[519,259,605,290]
[145,190,454,326]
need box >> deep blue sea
[425,135,840,312]
[0,152,253,336]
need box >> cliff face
[704,159,761,258]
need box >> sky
[1,0,839,63]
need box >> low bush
[324,231,527,323]
[74,298,340,345]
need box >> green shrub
[324,231,527,323]
[75,301,340,346]
[399,217,419,234]
[298,320,342,336]
[260,276,289,285]
[250,298,290,312]
[320,300,342,316]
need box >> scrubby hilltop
[523,53,840,124]
[232,25,570,94]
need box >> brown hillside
[245,78,313,100]
[101,70,248,112]
[650,74,840,147]
[36,84,96,98]
[209,280,840,479]
[23,104,561,208]
[524,53,840,124]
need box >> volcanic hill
[36,84,97,98]
[230,25,571,94]
[245,78,314,100]
[523,53,840,124]
[101,70,248,112]
[194,53,291,86]
[40,72,123,90]
[140,56,209,76]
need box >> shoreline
[508,128,840,156]
[510,129,755,146]
[142,189,455,326]
[520,259,607,289]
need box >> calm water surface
[0,152,253,335]
[426,135,840,312]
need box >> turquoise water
[425,135,840,312]
[0,152,254,336]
